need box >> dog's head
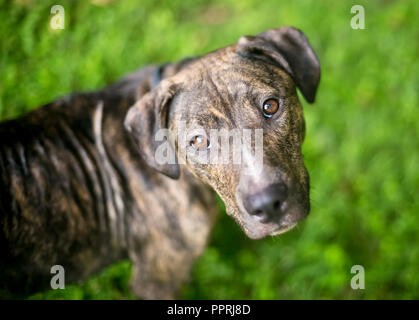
[125,27,320,239]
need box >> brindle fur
[0,27,320,299]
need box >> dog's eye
[262,98,280,118]
[190,135,210,151]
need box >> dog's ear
[124,81,180,179]
[237,27,320,103]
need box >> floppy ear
[237,26,320,103]
[124,81,180,179]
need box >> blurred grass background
[1,0,418,299]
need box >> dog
[0,27,320,299]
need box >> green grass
[1,0,418,299]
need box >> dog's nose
[243,183,288,223]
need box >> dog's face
[125,27,320,239]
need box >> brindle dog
[0,27,320,299]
